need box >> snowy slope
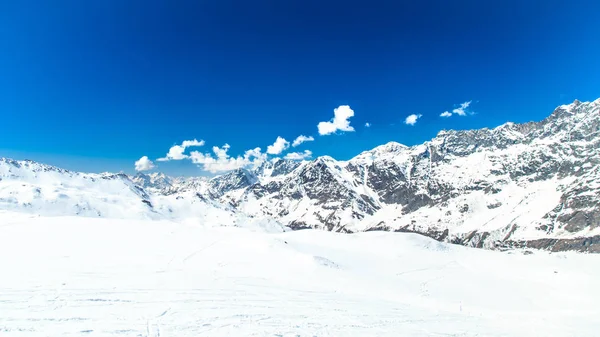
[0,159,285,232]
[0,159,154,219]
[1,213,598,336]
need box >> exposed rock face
[209,169,258,196]
[2,98,600,252]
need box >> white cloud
[317,105,355,135]
[181,139,205,148]
[190,144,266,173]
[365,122,371,127]
[157,145,186,161]
[134,156,155,171]
[452,101,471,116]
[439,101,475,118]
[292,135,314,147]
[212,143,231,159]
[244,147,267,162]
[404,114,422,126]
[157,139,205,161]
[266,136,290,155]
[284,150,312,160]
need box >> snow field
[0,213,599,336]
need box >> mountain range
[1,98,599,252]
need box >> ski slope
[0,212,598,336]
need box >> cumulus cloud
[364,122,371,127]
[134,156,155,171]
[189,144,266,173]
[157,145,187,161]
[292,135,314,147]
[267,136,290,155]
[317,105,355,135]
[284,150,312,160]
[452,101,472,116]
[157,139,205,161]
[440,111,452,117]
[244,147,267,162]
[404,114,422,126]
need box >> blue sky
[1,0,599,175]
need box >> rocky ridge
[1,99,599,252]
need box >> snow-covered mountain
[1,98,599,252]
[0,159,284,232]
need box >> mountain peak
[376,141,409,152]
[351,142,410,164]
[0,157,71,175]
[311,156,337,166]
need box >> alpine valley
[2,99,599,252]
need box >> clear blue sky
[1,0,599,175]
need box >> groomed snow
[0,212,598,336]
